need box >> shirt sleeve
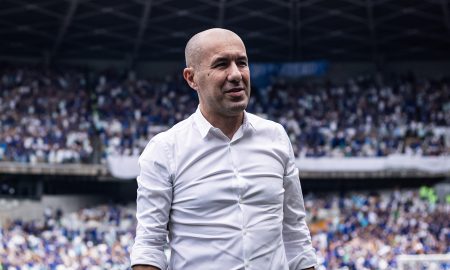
[131,136,173,270]
[279,126,317,270]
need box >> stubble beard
[221,95,249,117]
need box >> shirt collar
[194,107,213,138]
[193,107,256,139]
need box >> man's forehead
[202,35,246,56]
[185,28,246,67]
[203,34,244,48]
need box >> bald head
[185,28,245,68]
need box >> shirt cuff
[130,247,167,270]
[288,247,317,270]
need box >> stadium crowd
[0,67,94,164]
[308,189,449,269]
[0,204,135,270]
[0,188,448,269]
[0,65,449,163]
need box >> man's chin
[225,102,248,115]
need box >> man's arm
[278,125,317,270]
[130,138,173,269]
[282,165,317,270]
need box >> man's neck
[200,108,244,140]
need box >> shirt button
[238,198,242,204]
[242,229,247,235]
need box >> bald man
[131,28,317,270]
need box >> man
[131,28,317,270]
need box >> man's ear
[183,67,198,90]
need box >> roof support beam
[297,0,303,60]
[289,0,300,60]
[442,0,450,33]
[51,0,79,59]
[80,2,139,23]
[376,3,442,25]
[301,25,370,45]
[302,5,364,26]
[227,0,253,8]
[227,5,289,27]
[13,0,62,19]
[0,18,54,39]
[379,26,450,43]
[366,0,380,65]
[149,5,214,25]
[217,0,226,27]
[265,0,290,8]
[133,0,152,61]
[299,0,323,8]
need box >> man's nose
[227,62,242,82]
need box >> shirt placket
[228,137,251,269]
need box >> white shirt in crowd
[131,108,317,270]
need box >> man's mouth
[225,87,245,93]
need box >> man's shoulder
[246,112,284,131]
[140,116,194,160]
[152,115,194,144]
[246,112,291,147]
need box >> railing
[397,254,450,270]
[0,162,107,176]
[1,155,449,179]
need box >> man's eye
[238,61,248,67]
[215,62,227,67]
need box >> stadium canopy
[0,0,449,62]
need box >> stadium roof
[0,0,449,63]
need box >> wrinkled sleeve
[131,137,173,270]
[279,126,317,270]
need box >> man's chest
[171,139,287,210]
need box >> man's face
[189,34,251,119]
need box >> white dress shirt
[131,108,317,270]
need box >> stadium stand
[0,66,93,164]
[1,66,449,164]
[0,188,448,270]
[1,0,450,268]
[308,188,449,269]
[0,55,449,270]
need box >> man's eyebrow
[237,56,248,61]
[212,54,248,63]
[211,56,228,63]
